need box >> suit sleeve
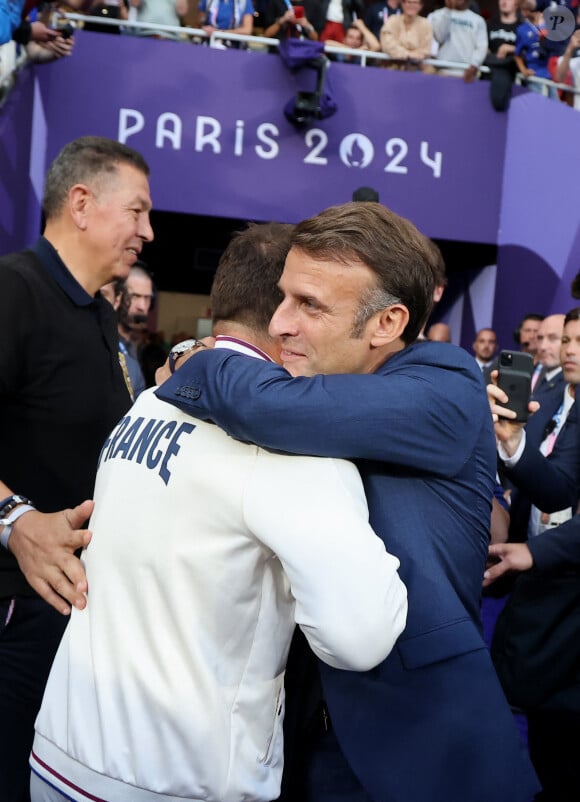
[528,515,580,571]
[243,453,407,670]
[500,414,580,513]
[155,347,489,477]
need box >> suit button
[176,385,201,401]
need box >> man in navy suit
[487,307,580,802]
[531,314,565,403]
[157,202,539,802]
[495,312,576,542]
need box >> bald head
[537,314,565,369]
[427,322,451,343]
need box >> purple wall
[492,91,580,348]
[33,31,507,243]
[0,68,40,252]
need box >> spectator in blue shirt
[514,0,557,97]
[199,0,255,36]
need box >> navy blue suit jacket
[531,366,564,404]
[504,389,579,541]
[157,340,539,802]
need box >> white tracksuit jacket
[31,339,407,802]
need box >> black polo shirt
[0,238,132,597]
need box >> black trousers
[0,596,67,802]
[274,628,372,802]
[483,55,517,112]
[528,708,580,802]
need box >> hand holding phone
[496,350,535,422]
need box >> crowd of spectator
[3,0,580,108]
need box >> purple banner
[35,31,507,244]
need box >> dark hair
[425,238,447,289]
[42,136,150,219]
[520,313,545,324]
[211,222,295,333]
[513,312,545,344]
[114,260,153,296]
[115,261,156,316]
[571,272,580,299]
[564,307,580,326]
[352,186,380,202]
[291,202,436,343]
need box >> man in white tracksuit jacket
[430,0,488,80]
[30,222,407,802]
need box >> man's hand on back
[8,499,94,615]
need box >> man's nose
[269,302,294,338]
[139,213,154,243]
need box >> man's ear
[370,304,409,347]
[69,184,92,231]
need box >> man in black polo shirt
[0,136,153,802]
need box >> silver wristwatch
[168,339,207,374]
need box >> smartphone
[496,350,534,422]
[293,5,305,18]
[59,23,75,39]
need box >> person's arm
[495,42,515,59]
[264,6,295,37]
[410,18,432,60]
[528,513,580,571]
[221,0,254,34]
[488,381,579,512]
[429,7,452,46]
[0,480,93,615]
[353,17,380,51]
[470,15,488,68]
[503,438,579,511]
[224,11,253,35]
[484,511,580,586]
[297,12,318,38]
[28,34,75,60]
[555,30,580,83]
[155,347,488,476]
[381,17,409,58]
[245,453,407,670]
[483,541,533,586]
[514,39,533,76]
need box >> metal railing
[1,12,578,105]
